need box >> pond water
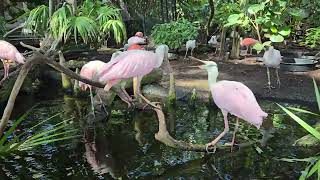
[0,93,318,179]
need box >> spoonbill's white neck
[206,66,219,87]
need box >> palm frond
[50,4,73,41]
[96,6,121,26]
[101,20,127,44]
[68,16,98,44]
[24,5,49,35]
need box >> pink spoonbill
[240,37,258,55]
[98,45,169,108]
[263,46,282,89]
[193,58,268,152]
[0,40,25,82]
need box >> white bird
[208,35,220,54]
[184,40,196,59]
[263,46,282,89]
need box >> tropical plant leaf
[287,107,320,116]
[270,34,284,42]
[278,104,320,140]
[313,78,320,112]
[24,5,49,34]
[68,16,98,44]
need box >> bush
[151,19,198,49]
[304,27,320,48]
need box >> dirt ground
[168,52,320,105]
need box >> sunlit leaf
[248,4,265,14]
[279,27,291,36]
[270,34,284,42]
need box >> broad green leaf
[289,8,308,19]
[227,14,241,24]
[270,26,278,33]
[279,27,291,36]
[270,34,284,42]
[278,104,320,140]
[253,42,264,53]
[262,41,272,46]
[248,4,265,14]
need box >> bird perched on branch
[0,40,25,83]
[263,46,282,90]
[98,45,169,108]
[192,57,267,152]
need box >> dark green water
[0,95,318,179]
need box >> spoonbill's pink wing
[98,50,157,84]
[212,80,267,128]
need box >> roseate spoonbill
[98,45,169,108]
[208,35,220,54]
[263,46,282,89]
[127,32,146,46]
[0,40,25,82]
[240,37,258,55]
[184,40,196,59]
[135,31,144,38]
[127,44,144,50]
[193,58,267,152]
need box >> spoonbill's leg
[206,110,230,152]
[275,68,281,88]
[266,67,271,90]
[249,46,253,55]
[191,48,194,57]
[184,48,188,59]
[230,118,239,152]
[89,87,96,118]
[246,46,249,55]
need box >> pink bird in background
[98,45,169,107]
[193,59,267,152]
[0,40,25,82]
[240,37,258,55]
[263,46,282,89]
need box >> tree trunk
[219,27,227,57]
[230,28,240,59]
[49,0,55,18]
[118,0,131,20]
[206,0,215,36]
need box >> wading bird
[127,32,146,46]
[0,40,25,82]
[98,45,169,108]
[240,37,258,55]
[263,46,282,89]
[208,35,220,54]
[184,40,196,59]
[193,58,267,152]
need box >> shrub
[151,19,198,49]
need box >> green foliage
[151,19,198,49]
[24,0,126,46]
[303,27,320,48]
[278,78,320,179]
[24,5,49,35]
[225,0,307,45]
[0,17,6,37]
[0,108,79,153]
[214,3,240,25]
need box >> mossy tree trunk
[230,27,240,59]
[219,27,227,57]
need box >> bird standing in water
[240,37,258,55]
[0,40,25,83]
[193,58,268,152]
[263,46,282,89]
[98,45,169,108]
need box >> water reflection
[84,127,125,179]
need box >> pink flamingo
[263,46,282,89]
[0,40,25,82]
[98,45,169,107]
[193,59,267,152]
[240,37,258,55]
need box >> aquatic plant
[0,107,80,153]
[278,78,320,180]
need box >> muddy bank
[159,53,319,106]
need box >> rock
[294,122,320,147]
